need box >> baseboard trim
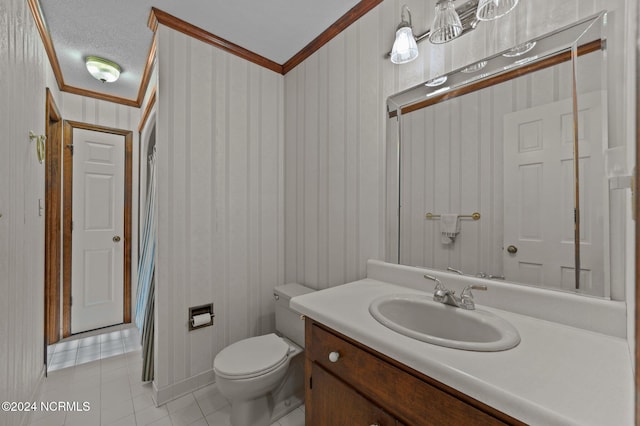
[152,369,216,406]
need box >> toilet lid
[214,333,289,379]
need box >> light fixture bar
[417,0,479,43]
[386,0,479,58]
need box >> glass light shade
[461,60,488,73]
[502,41,536,57]
[429,0,463,44]
[476,0,519,21]
[391,26,419,64]
[85,56,121,83]
[425,76,447,87]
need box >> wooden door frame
[635,5,640,420]
[44,89,62,345]
[62,120,133,338]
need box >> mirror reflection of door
[503,92,605,294]
[71,128,125,333]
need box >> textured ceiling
[39,0,361,103]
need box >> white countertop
[291,278,634,426]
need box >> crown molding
[29,0,381,108]
[149,7,283,74]
[149,0,382,76]
[28,0,153,108]
[282,0,383,74]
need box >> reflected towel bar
[425,212,481,220]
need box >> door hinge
[309,376,312,390]
[71,221,74,231]
[70,296,72,306]
[66,144,74,155]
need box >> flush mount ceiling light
[388,0,520,64]
[390,5,419,64]
[85,56,121,83]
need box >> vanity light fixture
[390,5,419,64]
[429,0,463,44]
[85,56,121,83]
[461,60,487,73]
[425,76,448,87]
[476,0,519,21]
[502,41,536,57]
[388,0,520,64]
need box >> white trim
[152,369,215,406]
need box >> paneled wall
[59,92,140,132]
[283,0,633,294]
[0,1,56,425]
[155,26,284,403]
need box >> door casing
[62,120,133,337]
[44,89,62,346]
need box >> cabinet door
[308,362,396,426]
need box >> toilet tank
[274,283,315,348]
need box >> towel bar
[425,212,481,220]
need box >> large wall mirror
[386,12,629,299]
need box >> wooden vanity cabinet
[310,362,398,425]
[305,318,524,426]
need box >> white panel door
[71,129,125,333]
[503,93,605,292]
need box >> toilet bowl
[213,283,314,426]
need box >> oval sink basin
[369,294,520,351]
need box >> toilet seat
[214,333,289,380]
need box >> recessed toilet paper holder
[189,303,214,331]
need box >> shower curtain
[136,147,156,381]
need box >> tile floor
[31,325,305,426]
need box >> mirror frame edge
[385,13,614,297]
[634,0,639,418]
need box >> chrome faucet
[476,272,506,280]
[424,274,487,310]
[459,284,488,310]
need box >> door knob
[113,236,121,242]
[507,245,518,254]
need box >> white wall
[283,0,635,290]
[0,1,58,425]
[154,26,284,404]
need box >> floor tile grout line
[43,326,307,426]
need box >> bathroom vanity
[306,318,521,425]
[291,261,633,426]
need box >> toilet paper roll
[191,313,211,327]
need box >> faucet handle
[424,274,443,287]
[447,267,464,275]
[425,274,450,302]
[460,285,487,310]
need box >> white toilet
[213,283,314,426]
